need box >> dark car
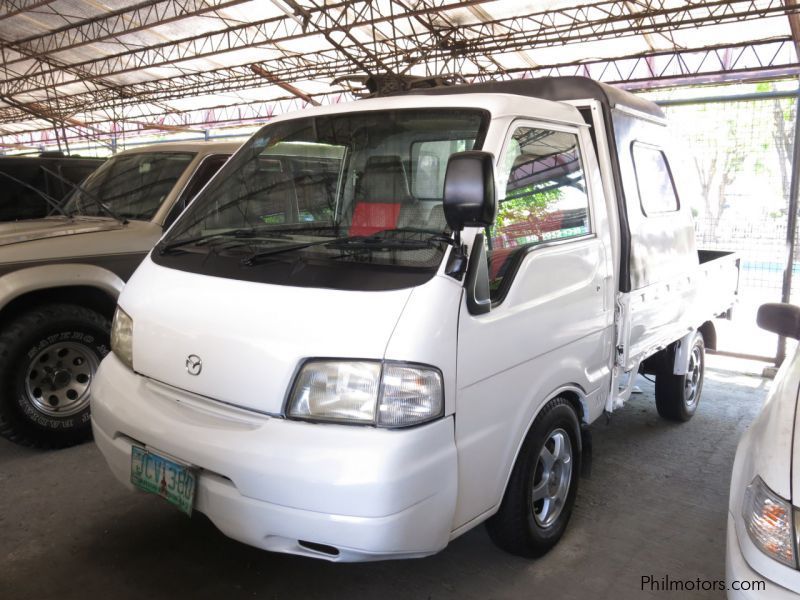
[0,152,105,221]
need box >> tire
[486,397,581,558]
[0,304,110,448]
[655,332,705,422]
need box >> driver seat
[350,155,414,236]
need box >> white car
[727,303,800,597]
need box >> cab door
[452,120,615,528]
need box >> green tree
[493,186,561,243]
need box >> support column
[777,88,800,365]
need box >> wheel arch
[0,264,123,327]
[698,320,716,351]
[493,384,587,515]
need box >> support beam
[0,92,351,146]
[0,0,494,96]
[0,93,108,150]
[785,0,800,52]
[250,64,320,106]
[0,0,53,20]
[495,38,800,90]
[777,0,800,364]
[778,91,800,365]
[279,0,396,76]
[0,141,40,150]
[0,38,797,131]
[0,0,249,68]
[1,0,800,145]
[3,0,797,100]
[129,121,206,134]
[0,30,130,149]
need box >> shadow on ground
[0,359,767,600]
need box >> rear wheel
[655,332,704,422]
[0,304,109,448]
[486,397,581,557]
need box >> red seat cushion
[349,202,401,237]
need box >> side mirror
[443,151,496,231]
[757,303,800,339]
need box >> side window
[59,162,103,193]
[165,154,229,227]
[631,143,679,215]
[410,138,474,199]
[44,167,67,207]
[490,126,591,297]
[0,163,46,220]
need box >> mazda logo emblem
[186,354,202,376]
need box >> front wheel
[0,304,110,448]
[486,397,581,557]
[655,332,705,422]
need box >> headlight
[289,361,380,424]
[287,360,443,427]
[110,307,134,370]
[743,476,796,567]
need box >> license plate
[130,446,196,516]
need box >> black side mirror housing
[757,303,800,339]
[443,151,496,231]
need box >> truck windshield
[62,151,195,221]
[156,108,489,291]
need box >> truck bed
[697,249,739,320]
[624,249,739,372]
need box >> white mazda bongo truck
[91,77,737,562]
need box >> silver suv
[0,141,239,448]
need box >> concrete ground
[0,356,769,600]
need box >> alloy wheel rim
[684,345,702,408]
[24,341,98,417]
[532,428,573,527]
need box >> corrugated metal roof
[0,0,795,152]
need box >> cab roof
[406,76,664,119]
[259,90,587,128]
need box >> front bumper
[91,354,458,562]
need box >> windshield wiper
[159,223,341,254]
[329,228,452,247]
[328,237,436,250]
[240,238,336,266]
[40,166,128,225]
[240,230,448,266]
[0,170,68,217]
[158,228,259,254]
[164,227,450,265]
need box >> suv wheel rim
[532,428,573,527]
[24,341,98,417]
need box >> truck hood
[0,216,123,246]
[121,256,414,415]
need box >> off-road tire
[0,304,110,448]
